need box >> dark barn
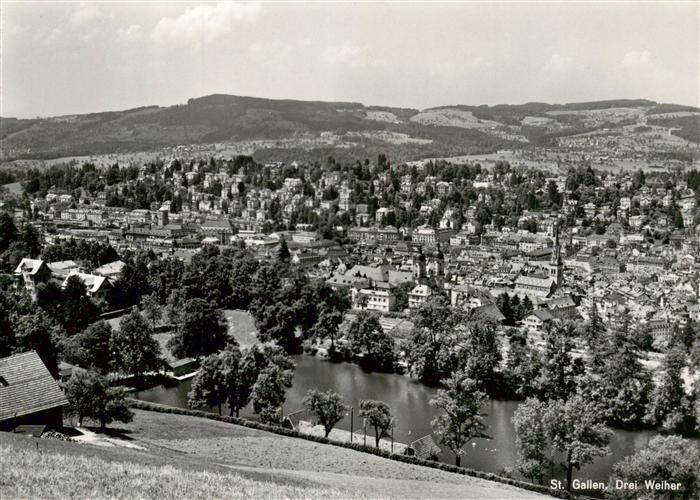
[0,351,69,434]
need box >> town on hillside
[1,150,699,496]
[2,1,700,498]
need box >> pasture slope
[0,408,550,499]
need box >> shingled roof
[0,351,68,422]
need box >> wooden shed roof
[0,351,68,422]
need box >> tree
[0,211,17,255]
[675,321,696,352]
[406,296,465,385]
[513,399,550,485]
[521,295,534,318]
[545,395,611,492]
[12,311,63,378]
[583,303,606,352]
[111,310,161,378]
[645,348,697,436]
[0,292,13,358]
[188,353,226,415]
[36,281,65,324]
[359,400,394,448]
[505,330,542,398]
[608,435,699,500]
[168,298,228,359]
[430,372,490,467]
[251,364,293,424]
[535,324,584,401]
[253,301,300,353]
[113,253,151,308]
[140,293,162,330]
[65,368,133,430]
[309,304,344,354]
[61,274,99,333]
[219,344,250,417]
[496,293,515,326]
[392,282,415,311]
[278,237,290,263]
[18,224,42,257]
[303,389,348,438]
[455,321,502,391]
[165,288,186,326]
[228,252,259,309]
[580,311,651,427]
[348,311,395,372]
[60,321,113,374]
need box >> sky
[1,1,698,118]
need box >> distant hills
[1,94,698,162]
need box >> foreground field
[0,409,548,499]
[1,443,349,500]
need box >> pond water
[134,354,660,487]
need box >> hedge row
[128,399,572,499]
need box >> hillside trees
[455,321,502,392]
[504,330,543,399]
[309,304,344,355]
[140,293,162,330]
[251,363,293,424]
[188,344,295,420]
[188,353,227,415]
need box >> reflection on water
[135,354,659,484]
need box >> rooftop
[0,351,68,422]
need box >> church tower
[549,223,563,288]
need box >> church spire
[552,222,562,266]
[550,222,563,287]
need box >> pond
[134,354,660,488]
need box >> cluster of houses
[4,156,700,347]
[13,257,122,300]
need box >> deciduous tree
[512,398,550,485]
[251,364,293,424]
[545,395,611,492]
[111,310,161,378]
[188,353,226,415]
[359,400,394,448]
[430,372,490,467]
[348,311,395,372]
[608,435,699,500]
[140,293,162,330]
[303,389,348,438]
[168,298,227,359]
[65,368,133,430]
[60,321,113,374]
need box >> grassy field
[224,309,261,347]
[1,442,348,500]
[1,409,548,499]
